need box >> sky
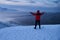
[0,0,60,12]
[0,0,59,7]
[0,0,60,24]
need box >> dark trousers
[34,20,41,29]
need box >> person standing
[30,10,44,29]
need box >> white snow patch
[0,25,60,40]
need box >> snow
[0,25,60,40]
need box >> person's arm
[42,12,44,15]
[41,12,44,15]
[30,12,35,15]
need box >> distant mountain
[0,11,60,25]
[11,12,60,25]
[0,12,60,29]
[0,22,10,29]
[41,12,60,24]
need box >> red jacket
[32,12,43,20]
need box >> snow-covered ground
[0,25,60,40]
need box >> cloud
[7,0,20,2]
[0,0,59,7]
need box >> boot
[39,26,41,29]
[34,27,36,29]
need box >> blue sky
[0,0,59,12]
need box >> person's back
[35,10,42,21]
[30,10,44,29]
